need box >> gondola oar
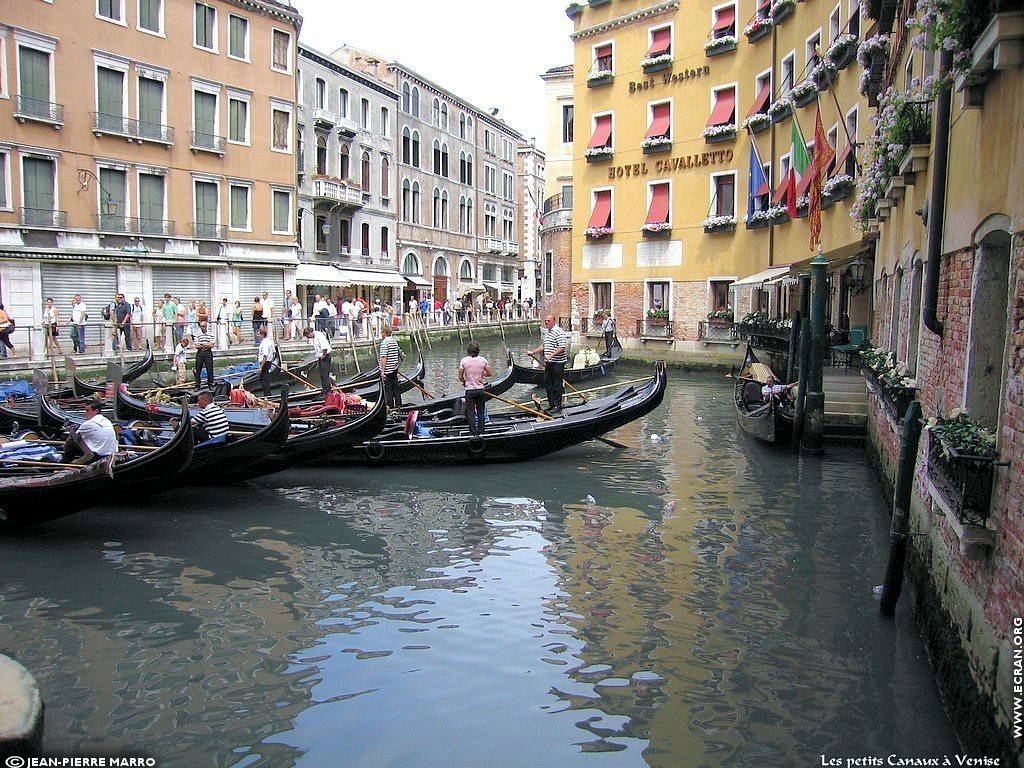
[399,371,436,400]
[270,361,318,390]
[488,391,628,450]
[564,380,589,403]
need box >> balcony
[190,130,226,155]
[337,116,358,137]
[192,222,226,240]
[637,318,675,340]
[312,108,336,128]
[698,320,739,344]
[312,177,364,207]
[137,217,176,237]
[13,96,65,128]
[503,240,520,255]
[20,207,68,228]
[91,114,174,144]
[484,237,503,253]
[93,111,133,139]
[95,213,134,234]
[135,119,175,145]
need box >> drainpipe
[922,50,952,337]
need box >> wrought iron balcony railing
[137,217,176,237]
[190,130,226,154]
[20,207,68,228]
[637,318,675,339]
[698,320,739,342]
[192,222,226,240]
[927,434,998,528]
[13,96,65,125]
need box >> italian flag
[787,117,810,218]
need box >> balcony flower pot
[565,2,584,18]
[790,81,818,108]
[741,113,771,134]
[641,222,672,238]
[766,205,790,225]
[702,215,737,233]
[704,36,738,57]
[826,34,858,70]
[768,97,793,123]
[587,71,614,88]
[642,55,673,73]
[585,226,614,241]
[770,0,795,23]
[744,17,773,42]
[811,61,839,91]
[823,174,855,203]
[744,211,770,229]
[702,124,737,143]
[584,147,614,163]
[589,0,610,6]
[641,136,672,154]
[794,195,809,218]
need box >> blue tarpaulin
[0,380,35,399]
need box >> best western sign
[628,65,711,94]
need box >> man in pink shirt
[458,341,493,436]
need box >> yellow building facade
[567,0,875,344]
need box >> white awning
[295,263,350,286]
[338,268,408,287]
[404,274,431,287]
[482,281,502,292]
[730,266,791,289]
[456,282,485,294]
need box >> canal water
[0,334,960,767]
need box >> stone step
[826,400,868,415]
[824,411,868,426]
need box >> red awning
[758,0,770,10]
[645,183,670,225]
[588,191,612,229]
[595,43,612,59]
[707,89,736,127]
[772,177,789,205]
[757,179,770,196]
[647,27,671,57]
[588,115,612,149]
[831,142,853,176]
[644,103,671,140]
[746,80,771,118]
[713,6,736,30]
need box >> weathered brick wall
[541,227,572,321]
[572,280,709,341]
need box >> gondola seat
[742,381,764,408]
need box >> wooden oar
[488,392,550,419]
[564,380,589,403]
[399,371,436,400]
[0,458,84,469]
[271,362,317,390]
[526,393,628,449]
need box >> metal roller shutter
[40,263,119,317]
[237,268,284,307]
[151,267,212,307]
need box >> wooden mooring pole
[879,399,923,616]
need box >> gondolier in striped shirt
[378,325,402,409]
[528,315,569,414]
[193,320,216,390]
[191,390,229,442]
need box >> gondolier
[303,326,333,398]
[601,314,616,359]
[528,315,569,414]
[193,320,216,390]
[378,325,402,409]
[257,326,276,395]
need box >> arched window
[466,155,473,186]
[361,151,371,193]
[401,127,411,165]
[907,255,923,373]
[411,86,420,118]
[432,187,441,228]
[965,225,1012,429]
[434,255,449,276]
[466,115,473,135]
[889,267,903,354]
[339,144,350,179]
[466,198,474,234]
[315,78,326,109]
[316,135,328,175]
[433,139,442,175]
[440,103,448,131]
[432,97,440,127]
[411,130,420,168]
[459,113,466,139]
[361,222,370,257]
[380,156,390,198]
[441,190,449,229]
[401,83,410,113]
[402,251,421,275]
[339,88,349,118]
[441,142,449,178]
[412,181,421,223]
[460,259,473,281]
[459,195,467,232]
[401,178,411,222]
[380,226,389,259]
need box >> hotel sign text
[607,150,734,179]
[628,66,711,94]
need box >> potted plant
[641,53,673,73]
[826,33,859,70]
[823,174,855,203]
[767,96,793,123]
[702,215,737,233]
[744,209,771,229]
[593,308,611,322]
[708,309,734,326]
[702,123,737,143]
[647,308,670,326]
[704,35,738,56]
[641,135,672,154]
[810,60,839,91]
[641,221,672,237]
[565,2,585,18]
[770,0,796,23]
[741,112,771,134]
[766,204,790,224]
[584,145,614,162]
[925,410,999,526]
[584,226,614,240]
[744,15,773,41]
[587,68,614,88]
[790,78,818,108]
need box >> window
[458,195,467,232]
[849,0,861,38]
[433,140,442,175]
[441,143,449,177]
[228,15,248,60]
[192,86,219,149]
[484,129,495,154]
[411,131,420,168]
[432,98,441,127]
[466,198,474,234]
[712,6,736,39]
[460,260,474,281]
[484,164,497,194]
[645,101,671,143]
[905,54,914,90]
[502,208,514,240]
[647,26,672,61]
[830,4,841,43]
[98,0,123,23]
[22,156,56,222]
[587,188,613,231]
[379,155,390,199]
[484,202,497,236]
[97,166,127,231]
[95,66,126,133]
[441,191,449,229]
[271,29,291,72]
[502,170,514,201]
[17,41,55,121]
[781,53,795,93]
[592,42,613,74]
[229,183,250,230]
[315,78,326,109]
[138,172,165,233]
[227,92,249,144]
[360,98,370,130]
[707,87,736,129]
[339,144,350,178]
[361,223,371,257]
[441,103,448,132]
[806,31,822,70]
[401,179,411,221]
[645,181,670,226]
[271,102,292,152]
[482,263,496,282]
[361,151,371,193]
[459,152,474,185]
[380,226,389,258]
[401,83,410,113]
[402,127,411,164]
[272,189,290,234]
[402,252,420,275]
[0,151,9,211]
[647,281,670,315]
[339,219,351,252]
[432,188,441,228]
[195,3,216,51]
[194,179,219,233]
[459,113,467,139]
[314,136,328,175]
[138,76,167,140]
[411,181,421,224]
[588,113,613,151]
[543,251,553,294]
[138,0,162,34]
[315,214,327,251]
[562,104,574,144]
[713,173,736,217]
[339,88,349,118]
[380,106,389,137]
[592,281,613,314]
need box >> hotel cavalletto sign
[607,150,734,180]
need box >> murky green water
[0,335,959,767]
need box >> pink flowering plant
[642,221,672,233]
[905,0,978,81]
[857,34,890,68]
[702,123,737,139]
[744,16,773,36]
[584,226,614,239]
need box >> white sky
[289,0,575,152]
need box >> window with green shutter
[193,91,216,142]
[23,157,55,216]
[228,98,247,143]
[272,190,289,233]
[139,0,161,32]
[229,15,248,59]
[18,47,51,107]
[195,3,216,50]
[195,181,218,235]
[98,0,121,21]
[96,67,124,132]
[139,173,165,234]
[230,185,249,230]
[98,167,127,231]
[138,77,164,139]
[0,154,8,209]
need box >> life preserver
[467,435,485,457]
[365,441,385,460]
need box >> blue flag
[748,140,768,221]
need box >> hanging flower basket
[641,136,672,154]
[641,54,673,73]
[790,80,818,108]
[587,70,614,88]
[770,0,795,23]
[811,61,839,91]
[705,36,738,57]
[702,215,737,233]
[741,113,771,134]
[585,226,614,241]
[641,222,672,238]
[584,146,614,163]
[826,34,859,70]
[857,34,889,69]
[823,174,855,203]
[565,2,585,18]
[702,123,737,143]
[766,204,790,224]
[768,97,793,123]
[744,210,771,229]
[744,16,773,42]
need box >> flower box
[585,226,614,240]
[584,147,614,163]
[791,82,818,108]
[641,136,672,154]
[826,34,858,70]
[589,0,610,6]
[702,216,737,233]
[642,55,673,74]
[745,18,773,42]
[927,432,997,528]
[770,0,795,23]
[565,2,585,18]
[811,62,839,91]
[587,72,614,88]
[705,37,738,57]
[768,98,792,123]
[703,125,737,143]
[745,214,770,229]
[741,113,771,134]
[642,226,671,238]
[766,205,790,225]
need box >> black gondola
[0,399,194,528]
[733,344,794,444]
[511,334,622,386]
[326,361,667,466]
[65,342,155,395]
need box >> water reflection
[0,340,958,767]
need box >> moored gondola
[66,342,155,395]
[326,361,667,466]
[733,344,794,444]
[511,334,622,386]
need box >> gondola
[511,334,622,386]
[65,341,155,395]
[0,399,194,528]
[326,361,667,466]
[733,343,794,444]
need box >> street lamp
[847,257,869,296]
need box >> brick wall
[541,226,572,321]
[571,279,710,340]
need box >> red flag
[807,106,836,251]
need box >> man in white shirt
[312,294,329,333]
[67,399,117,464]
[69,295,88,353]
[326,300,338,339]
[256,326,277,395]
[303,326,333,398]
[289,297,304,340]
[130,298,146,350]
[261,291,275,320]
[214,297,232,348]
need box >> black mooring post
[880,400,923,616]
